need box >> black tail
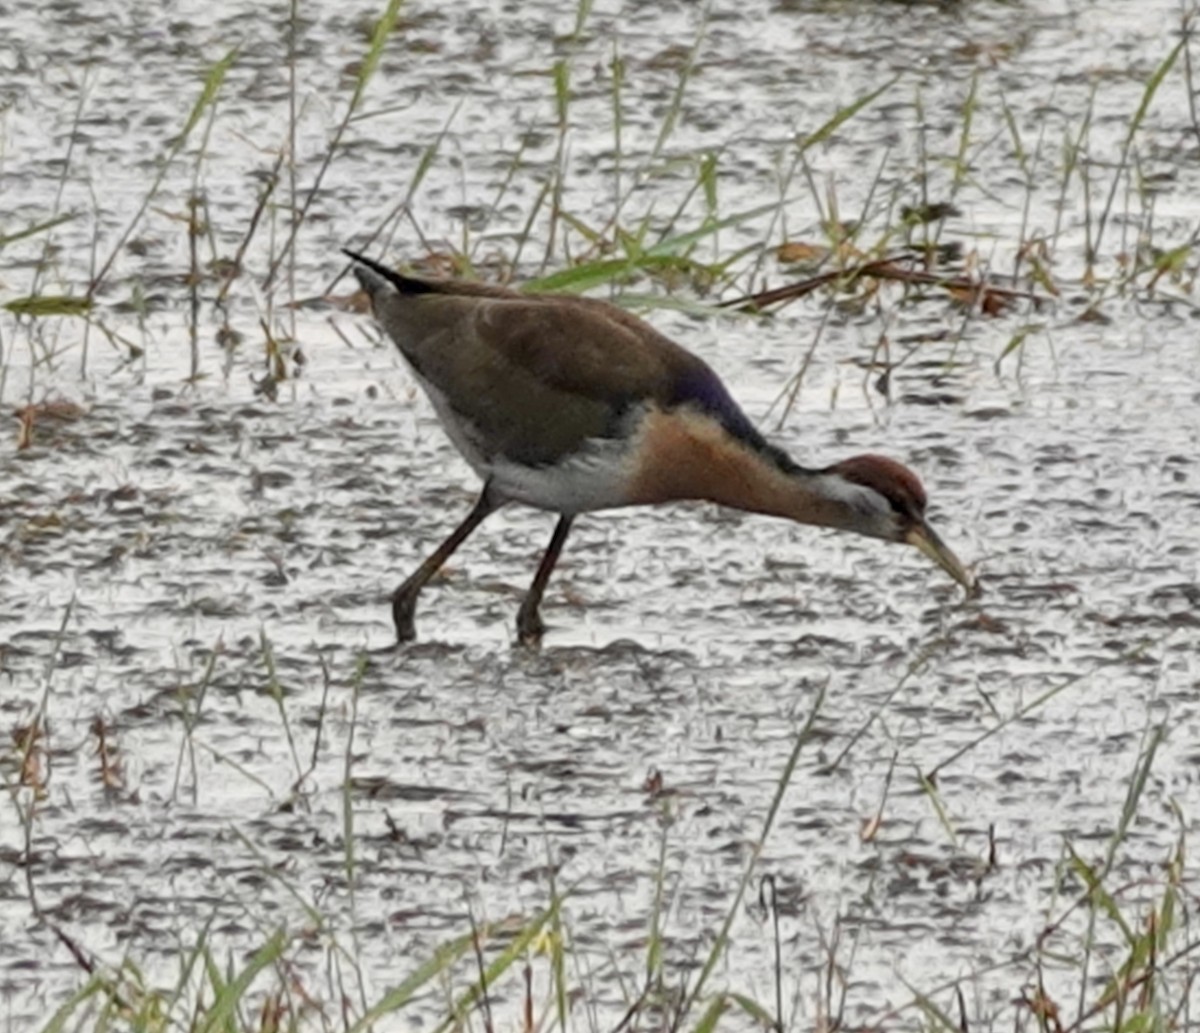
[342,248,439,295]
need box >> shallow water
[2,0,1199,1028]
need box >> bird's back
[357,260,774,470]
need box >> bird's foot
[392,591,419,644]
[515,606,546,648]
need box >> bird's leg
[393,490,497,642]
[516,515,574,646]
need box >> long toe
[369,639,408,656]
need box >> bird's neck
[626,408,856,530]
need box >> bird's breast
[625,407,745,504]
[625,407,800,517]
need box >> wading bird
[345,249,977,645]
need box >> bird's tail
[342,248,439,296]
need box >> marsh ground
[2,0,1199,1029]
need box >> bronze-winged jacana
[345,249,977,644]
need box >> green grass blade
[951,70,979,197]
[646,813,670,983]
[522,252,726,297]
[38,976,108,1033]
[1106,724,1165,872]
[926,639,1158,781]
[699,151,718,216]
[646,201,779,258]
[523,258,634,293]
[89,47,237,296]
[994,323,1039,374]
[602,291,732,318]
[1124,38,1185,154]
[266,0,404,288]
[349,0,405,111]
[648,4,710,164]
[4,295,93,317]
[916,769,959,848]
[902,977,960,1032]
[796,75,899,154]
[570,0,594,40]
[1068,844,1134,942]
[0,213,79,250]
[726,992,776,1029]
[177,47,238,147]
[681,687,825,1021]
[552,58,570,127]
[350,920,529,1032]
[1094,36,1185,257]
[406,102,461,205]
[196,930,288,1033]
[692,993,729,1033]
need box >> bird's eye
[886,493,922,521]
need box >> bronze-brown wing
[373,288,714,465]
[356,251,767,465]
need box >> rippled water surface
[3,0,1200,1028]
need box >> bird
[344,248,978,645]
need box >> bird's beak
[906,521,980,597]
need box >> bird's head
[821,454,979,595]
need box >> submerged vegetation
[3,0,1200,1030]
